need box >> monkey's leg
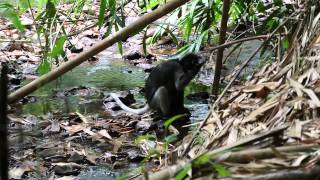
[150,86,170,116]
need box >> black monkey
[110,53,205,117]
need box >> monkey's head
[179,53,205,72]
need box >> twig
[0,40,31,43]
[212,0,231,95]
[206,35,269,52]
[216,144,319,163]
[223,166,320,180]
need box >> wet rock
[88,56,98,62]
[127,149,145,162]
[135,120,152,133]
[21,62,37,74]
[37,147,65,158]
[8,74,22,85]
[136,63,154,70]
[67,44,83,53]
[104,91,136,109]
[123,50,142,60]
[19,95,37,104]
[103,101,121,111]
[68,152,84,163]
[53,163,81,175]
[54,86,101,97]
[112,161,127,169]
[186,92,209,101]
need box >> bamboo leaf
[37,58,51,75]
[98,0,107,27]
[213,164,231,177]
[175,164,191,180]
[0,3,25,32]
[50,36,66,59]
[163,114,185,128]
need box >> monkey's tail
[109,93,150,115]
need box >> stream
[12,39,267,179]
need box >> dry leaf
[9,166,31,179]
[98,129,113,140]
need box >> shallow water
[15,57,209,122]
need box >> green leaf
[195,30,208,52]
[37,58,51,75]
[114,23,123,55]
[274,0,283,6]
[142,31,147,55]
[175,164,191,180]
[166,29,178,45]
[190,0,200,18]
[46,0,56,19]
[164,134,178,144]
[0,3,25,32]
[163,114,185,128]
[256,1,266,12]
[49,36,66,59]
[193,154,210,166]
[98,0,107,27]
[115,15,125,28]
[281,37,289,50]
[213,164,231,177]
[145,0,159,11]
[19,0,31,11]
[108,0,116,17]
[117,41,123,55]
[134,134,157,144]
[183,15,192,42]
[105,18,114,37]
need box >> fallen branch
[214,144,319,163]
[7,0,191,104]
[221,166,320,180]
[147,125,288,180]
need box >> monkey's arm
[174,69,198,91]
[109,93,150,114]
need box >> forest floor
[1,1,320,180]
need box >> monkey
[110,53,205,117]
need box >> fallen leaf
[9,166,31,179]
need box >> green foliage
[0,3,25,32]
[281,37,289,50]
[147,0,294,58]
[45,0,56,18]
[213,164,231,177]
[134,134,157,145]
[175,164,191,180]
[98,0,107,27]
[258,57,273,69]
[142,148,160,163]
[37,58,51,75]
[49,36,66,60]
[163,114,186,128]
[193,154,210,166]
[164,134,178,144]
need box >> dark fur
[145,53,204,116]
[111,53,204,116]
